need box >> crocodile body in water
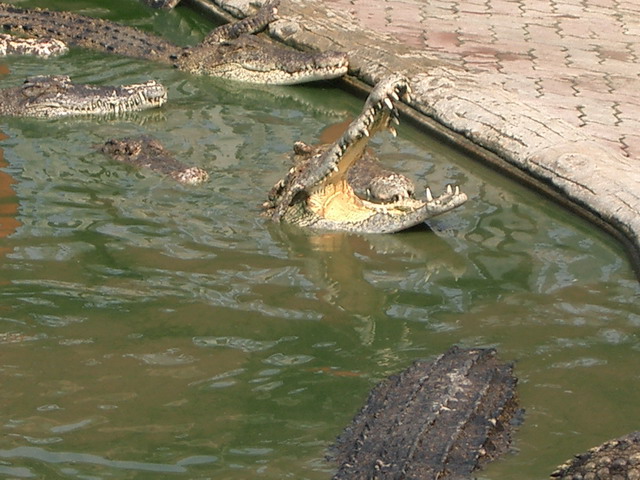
[0,75,167,117]
[143,0,183,8]
[100,136,209,185]
[0,1,348,85]
[331,346,520,480]
[551,431,640,480]
[333,345,640,480]
[263,75,468,233]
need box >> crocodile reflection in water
[0,129,19,262]
[0,1,348,85]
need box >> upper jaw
[311,74,412,192]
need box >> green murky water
[1,2,639,479]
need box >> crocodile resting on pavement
[0,75,167,117]
[264,75,468,233]
[0,1,348,85]
[100,136,209,185]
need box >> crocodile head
[176,36,349,85]
[0,75,167,117]
[264,75,468,233]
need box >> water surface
[1,2,639,479]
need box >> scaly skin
[0,33,67,57]
[142,0,182,8]
[100,136,209,185]
[264,75,468,233]
[0,75,167,117]
[331,346,519,480]
[551,431,640,480]
[291,141,416,204]
[0,1,348,85]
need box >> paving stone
[231,0,640,266]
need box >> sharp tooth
[389,127,397,137]
[390,91,399,101]
[363,127,369,137]
[392,116,400,125]
[426,187,433,202]
[447,184,453,195]
[331,165,339,172]
[455,185,460,195]
[405,91,412,103]
[384,97,394,110]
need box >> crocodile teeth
[426,187,433,202]
[390,91,400,101]
[446,184,453,195]
[362,127,370,137]
[392,115,400,125]
[455,185,460,195]
[389,127,397,137]
[384,97,394,110]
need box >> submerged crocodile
[333,345,640,480]
[143,0,182,8]
[0,75,167,117]
[0,1,348,85]
[264,75,468,233]
[100,136,209,185]
[331,346,520,480]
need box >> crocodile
[551,431,640,480]
[331,345,640,480]
[0,1,348,85]
[100,136,209,185]
[143,0,182,8]
[330,346,520,480]
[0,75,167,117]
[0,33,67,57]
[263,75,468,233]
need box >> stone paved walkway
[328,0,640,160]
[202,0,640,269]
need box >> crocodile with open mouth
[0,75,167,117]
[263,75,468,233]
[0,1,348,85]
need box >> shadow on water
[0,1,639,479]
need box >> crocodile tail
[0,3,180,62]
